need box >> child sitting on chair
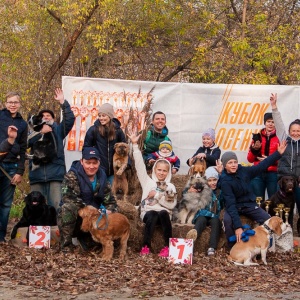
[146,140,180,174]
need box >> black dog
[27,114,57,168]
[262,175,296,227]
[11,191,57,242]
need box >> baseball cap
[82,147,101,161]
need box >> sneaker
[140,245,150,255]
[207,247,215,256]
[158,246,169,258]
[186,229,197,241]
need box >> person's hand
[188,186,197,193]
[127,132,141,144]
[215,159,223,174]
[257,155,267,161]
[277,140,287,155]
[148,159,155,165]
[106,210,112,215]
[172,168,177,174]
[252,140,262,150]
[54,88,64,104]
[270,93,277,109]
[11,174,22,185]
[7,126,18,144]
[196,153,206,159]
[40,124,52,134]
[235,227,243,243]
[147,190,156,198]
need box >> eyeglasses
[6,101,20,105]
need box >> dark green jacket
[143,125,170,160]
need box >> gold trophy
[273,207,280,216]
[283,207,290,225]
[265,200,271,213]
[256,197,262,207]
[277,204,285,219]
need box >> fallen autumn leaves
[1,243,300,298]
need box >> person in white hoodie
[128,132,177,257]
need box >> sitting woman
[186,128,221,168]
[128,132,177,257]
[186,166,223,256]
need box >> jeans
[142,210,172,248]
[30,181,62,210]
[0,162,18,241]
[223,206,270,247]
[194,216,221,249]
[250,171,278,201]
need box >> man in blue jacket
[28,88,75,210]
[0,92,28,242]
[219,141,287,248]
[57,147,117,252]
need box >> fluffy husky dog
[174,176,212,224]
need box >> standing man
[57,147,117,252]
[0,92,28,242]
[143,111,171,163]
[28,88,75,210]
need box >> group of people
[0,89,299,258]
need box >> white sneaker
[207,248,215,256]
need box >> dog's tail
[227,255,245,266]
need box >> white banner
[62,76,300,174]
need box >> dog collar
[263,223,274,234]
[278,189,287,198]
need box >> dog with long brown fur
[78,205,130,261]
[188,157,207,178]
[112,142,129,200]
[228,216,287,266]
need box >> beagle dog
[228,216,287,266]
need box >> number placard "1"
[29,226,51,249]
[168,238,193,265]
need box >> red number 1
[177,244,185,259]
[35,232,46,246]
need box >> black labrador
[11,191,57,241]
[262,175,296,227]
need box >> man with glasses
[28,88,75,210]
[0,92,27,243]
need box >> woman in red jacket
[247,112,280,202]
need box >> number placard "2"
[29,226,51,249]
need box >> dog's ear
[24,194,30,205]
[270,217,283,236]
[278,177,283,189]
[114,143,119,149]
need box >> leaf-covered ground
[1,242,300,299]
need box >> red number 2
[35,231,46,246]
[177,244,185,259]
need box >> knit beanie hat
[98,103,115,119]
[205,167,219,180]
[159,140,172,152]
[38,109,55,119]
[221,151,238,166]
[202,128,215,141]
[264,112,273,124]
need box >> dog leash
[0,165,12,181]
[96,204,109,230]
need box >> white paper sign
[168,238,193,265]
[29,226,51,249]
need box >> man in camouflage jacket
[57,147,117,251]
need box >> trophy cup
[256,197,262,207]
[273,207,280,216]
[265,200,271,213]
[277,204,285,219]
[283,207,290,224]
